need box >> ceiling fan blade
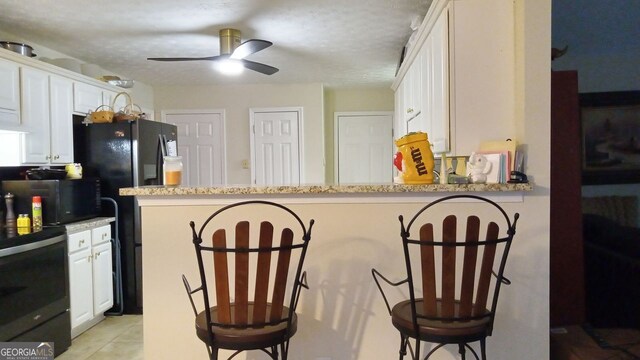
[230,39,273,59]
[147,55,221,62]
[240,59,279,75]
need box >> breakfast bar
[121,183,539,360]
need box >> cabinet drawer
[91,225,111,246]
[68,230,91,253]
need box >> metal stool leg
[458,343,466,360]
[399,333,408,359]
[208,346,218,360]
[480,339,487,360]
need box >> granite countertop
[119,183,533,196]
[65,217,115,233]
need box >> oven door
[0,232,69,341]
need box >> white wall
[153,83,325,185]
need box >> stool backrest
[400,195,519,332]
[190,201,314,329]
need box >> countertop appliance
[0,226,71,357]
[1,178,101,225]
[73,118,177,314]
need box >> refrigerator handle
[156,135,164,185]
[159,134,167,158]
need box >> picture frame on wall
[581,91,640,185]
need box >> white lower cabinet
[67,224,113,338]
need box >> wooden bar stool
[183,200,314,360]
[372,195,519,360]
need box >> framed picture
[581,91,640,185]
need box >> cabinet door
[73,82,103,114]
[0,59,20,129]
[402,54,423,123]
[69,245,93,329]
[21,67,50,164]
[394,81,406,136]
[49,76,74,164]
[408,51,423,120]
[92,241,114,315]
[428,6,450,153]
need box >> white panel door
[251,109,301,186]
[336,112,393,184]
[164,111,226,186]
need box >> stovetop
[0,225,67,250]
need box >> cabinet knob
[45,155,51,160]
[54,155,60,159]
[95,252,100,259]
[407,108,414,114]
[87,255,92,262]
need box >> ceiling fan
[147,28,279,75]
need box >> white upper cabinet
[0,58,20,129]
[49,76,74,163]
[74,83,129,116]
[403,51,423,123]
[392,0,515,156]
[22,69,74,165]
[21,67,51,163]
[73,81,103,114]
[422,6,449,154]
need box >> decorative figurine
[467,152,492,184]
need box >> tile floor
[56,315,143,360]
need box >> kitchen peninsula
[121,183,532,360]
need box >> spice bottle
[32,196,42,232]
[17,214,31,235]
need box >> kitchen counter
[64,217,115,233]
[120,182,532,197]
[124,182,535,359]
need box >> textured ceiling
[0,0,432,88]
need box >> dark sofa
[583,212,640,328]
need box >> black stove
[0,225,71,357]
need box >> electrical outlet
[241,159,249,169]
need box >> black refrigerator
[73,117,177,314]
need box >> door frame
[333,111,394,184]
[161,108,227,185]
[249,107,304,185]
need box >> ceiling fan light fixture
[214,58,244,75]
